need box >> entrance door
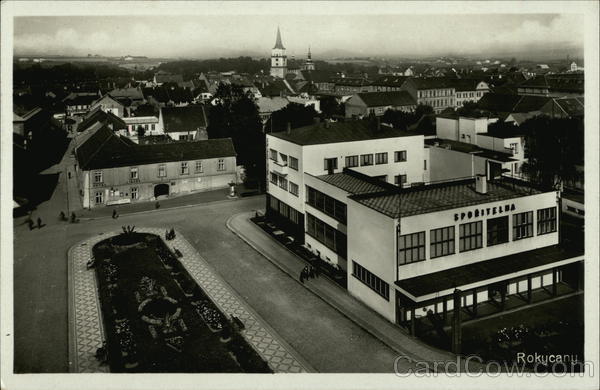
[154,183,169,198]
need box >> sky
[13,13,584,59]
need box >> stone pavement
[227,211,488,373]
[68,227,311,373]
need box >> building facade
[401,78,456,114]
[75,126,236,209]
[265,119,427,245]
[345,91,417,118]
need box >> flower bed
[92,232,271,373]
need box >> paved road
[14,196,414,373]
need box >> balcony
[271,161,288,176]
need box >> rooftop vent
[475,174,487,194]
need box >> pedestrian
[299,270,305,284]
[308,266,315,279]
[60,211,66,221]
[27,218,34,230]
[112,209,118,219]
[314,265,320,278]
[71,212,78,223]
[37,217,43,229]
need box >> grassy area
[92,231,272,373]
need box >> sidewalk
[228,211,487,373]
[69,186,260,221]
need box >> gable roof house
[89,94,125,117]
[159,105,209,141]
[74,125,237,208]
[345,91,417,118]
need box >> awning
[395,245,583,302]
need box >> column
[472,288,478,317]
[410,307,416,336]
[442,299,447,322]
[552,267,557,296]
[451,289,462,354]
[527,274,532,304]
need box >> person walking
[299,269,305,284]
[112,209,118,219]
[314,265,320,278]
[27,218,34,230]
[308,266,315,279]
[36,217,43,229]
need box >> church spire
[308,45,311,59]
[273,26,285,50]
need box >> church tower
[270,27,287,78]
[302,46,315,71]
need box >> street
[14,195,413,373]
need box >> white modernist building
[264,116,584,333]
[265,119,427,245]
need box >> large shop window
[459,221,483,252]
[345,155,359,168]
[352,261,389,300]
[487,216,509,246]
[430,226,455,259]
[537,207,557,235]
[306,213,347,258]
[398,231,426,265]
[306,186,347,224]
[513,211,533,240]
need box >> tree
[206,83,266,189]
[319,96,343,119]
[414,104,434,119]
[521,116,584,189]
[457,101,482,117]
[265,103,318,133]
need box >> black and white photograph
[1,1,598,389]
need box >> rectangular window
[430,226,455,259]
[394,150,407,162]
[180,162,189,175]
[306,186,347,224]
[459,221,483,252]
[306,213,347,258]
[130,167,138,180]
[151,124,155,131]
[278,175,288,191]
[158,164,166,177]
[93,170,103,183]
[131,187,138,200]
[270,172,278,184]
[537,207,557,235]
[375,152,388,165]
[269,149,278,161]
[513,211,534,240]
[424,160,427,170]
[217,158,226,171]
[269,196,279,212]
[510,143,519,154]
[289,156,298,170]
[487,216,509,246]
[280,154,288,165]
[345,155,359,168]
[398,231,426,265]
[95,191,103,204]
[289,182,299,196]
[352,261,389,300]
[195,160,203,173]
[394,174,407,186]
[324,157,338,171]
[360,154,373,166]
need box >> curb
[76,195,256,222]
[226,213,440,367]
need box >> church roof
[273,27,285,50]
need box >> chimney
[475,174,487,194]
[286,122,291,134]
